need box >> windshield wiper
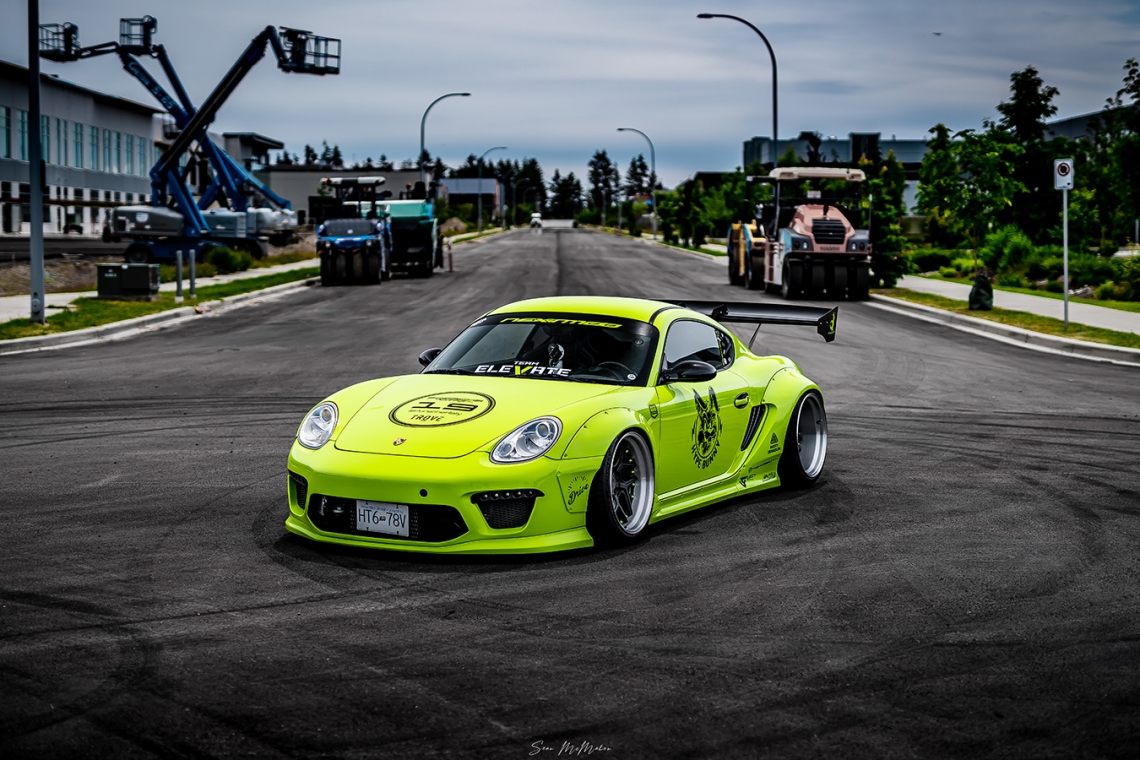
[422,369,471,375]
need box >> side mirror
[659,360,718,384]
[418,347,442,367]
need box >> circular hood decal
[389,392,496,427]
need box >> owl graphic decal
[691,388,722,469]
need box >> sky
[3,0,1139,187]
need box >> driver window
[662,320,726,369]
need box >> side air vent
[289,471,309,509]
[741,405,767,451]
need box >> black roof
[0,59,160,117]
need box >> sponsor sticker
[389,391,495,427]
[499,317,624,329]
[474,363,572,378]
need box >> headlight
[491,417,562,463]
[298,402,338,449]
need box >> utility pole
[476,145,506,233]
[28,0,45,324]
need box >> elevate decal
[691,387,722,469]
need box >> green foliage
[908,249,955,272]
[205,246,253,274]
[938,266,958,278]
[1097,281,1135,300]
[997,272,1030,288]
[979,225,1035,270]
[916,124,961,247]
[860,150,908,287]
[1045,280,1064,293]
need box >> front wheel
[778,391,828,488]
[586,431,655,546]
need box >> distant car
[285,296,837,554]
[530,213,542,229]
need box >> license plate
[355,501,409,537]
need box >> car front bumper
[286,442,604,554]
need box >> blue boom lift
[39,17,339,263]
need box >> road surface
[2,229,1137,759]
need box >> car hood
[334,374,621,458]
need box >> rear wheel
[728,245,743,285]
[781,261,802,299]
[744,253,761,290]
[852,264,870,300]
[334,253,348,282]
[586,431,654,546]
[778,391,828,488]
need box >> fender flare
[560,407,653,460]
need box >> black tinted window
[663,320,727,369]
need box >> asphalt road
[2,229,1138,759]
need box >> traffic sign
[1054,158,1074,190]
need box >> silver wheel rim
[608,433,653,536]
[796,394,827,479]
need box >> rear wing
[659,300,838,343]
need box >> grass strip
[250,251,317,268]
[874,288,1140,350]
[912,274,1140,314]
[0,267,317,341]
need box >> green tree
[916,123,961,246]
[859,150,908,286]
[995,66,1063,243]
[548,170,583,218]
[623,154,650,196]
[588,150,620,210]
[951,125,1025,250]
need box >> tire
[334,253,348,282]
[781,261,802,299]
[778,391,828,488]
[586,431,655,546]
[366,252,381,285]
[744,254,762,290]
[728,245,743,286]
[319,253,333,287]
[124,244,150,264]
[852,264,870,300]
[831,264,848,300]
[809,261,826,295]
[421,261,434,278]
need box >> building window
[90,126,99,171]
[115,132,122,174]
[102,129,111,172]
[73,122,83,168]
[125,134,134,176]
[58,118,69,168]
[138,137,148,176]
[0,106,9,159]
[18,110,28,161]
[41,115,50,164]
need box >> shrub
[158,261,219,283]
[1045,280,1064,293]
[951,256,976,277]
[205,246,253,274]
[1112,256,1140,289]
[909,249,954,273]
[997,273,1029,288]
[979,225,1034,271]
[1068,254,1114,287]
[1038,256,1065,280]
[1095,281,1134,300]
[938,266,958,278]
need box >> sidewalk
[0,257,317,323]
[897,275,1140,336]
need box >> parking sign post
[1055,159,1074,329]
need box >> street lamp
[513,179,531,228]
[477,145,506,233]
[420,92,470,184]
[697,14,778,170]
[617,127,657,239]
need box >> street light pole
[617,127,657,239]
[697,13,778,171]
[513,180,530,227]
[420,92,470,184]
[28,0,45,324]
[477,145,506,233]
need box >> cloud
[2,0,1138,186]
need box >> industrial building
[0,60,159,236]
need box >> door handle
[734,392,749,409]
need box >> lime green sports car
[285,296,837,554]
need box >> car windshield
[425,312,659,386]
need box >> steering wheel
[586,361,636,380]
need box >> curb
[868,294,1140,368]
[0,277,317,357]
